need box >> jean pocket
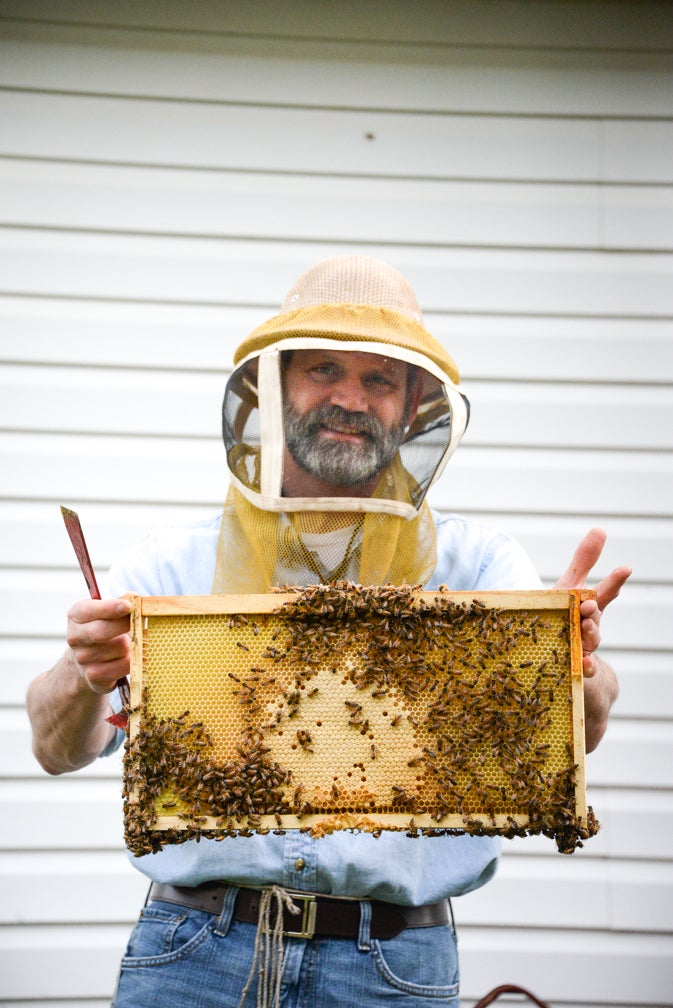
[371,925,460,1000]
[122,902,215,966]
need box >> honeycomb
[124,584,597,856]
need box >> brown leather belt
[149,882,449,940]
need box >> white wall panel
[604,120,673,186]
[0,500,215,570]
[1,19,672,116]
[2,713,123,779]
[0,91,607,181]
[3,364,671,449]
[0,780,127,847]
[431,447,672,520]
[457,929,673,1006]
[3,89,673,183]
[0,50,669,126]
[0,852,147,924]
[4,231,673,317]
[3,157,673,253]
[457,856,673,931]
[0,924,130,1001]
[608,653,673,720]
[461,512,673,585]
[0,159,612,250]
[2,296,671,383]
[585,719,673,789]
[0,363,226,437]
[0,296,258,371]
[0,431,225,506]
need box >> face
[282,349,417,495]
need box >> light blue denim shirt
[104,510,542,905]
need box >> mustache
[300,404,385,440]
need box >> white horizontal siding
[4,231,673,316]
[1,3,671,1007]
[456,928,673,1006]
[0,92,615,182]
[6,159,673,253]
[3,364,672,451]
[2,297,671,383]
[1,37,672,120]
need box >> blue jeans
[112,888,460,1007]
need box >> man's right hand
[26,596,132,774]
[66,597,132,694]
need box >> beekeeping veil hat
[213,255,469,593]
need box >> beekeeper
[27,255,630,1008]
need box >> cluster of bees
[123,582,599,857]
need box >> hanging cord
[237,887,302,1008]
[294,520,362,584]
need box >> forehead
[286,347,408,377]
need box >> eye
[307,361,341,383]
[363,372,399,393]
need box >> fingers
[68,597,131,634]
[66,597,131,693]
[553,527,607,590]
[556,527,632,618]
[582,652,598,678]
[594,565,632,612]
[578,563,631,676]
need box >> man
[27,256,629,1008]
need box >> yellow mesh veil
[213,256,467,592]
[212,460,438,593]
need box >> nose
[330,375,368,413]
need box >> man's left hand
[553,527,631,751]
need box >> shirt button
[294,858,306,872]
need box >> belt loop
[357,899,372,951]
[213,884,238,937]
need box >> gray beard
[283,402,406,487]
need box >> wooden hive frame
[123,584,598,856]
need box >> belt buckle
[284,892,317,939]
